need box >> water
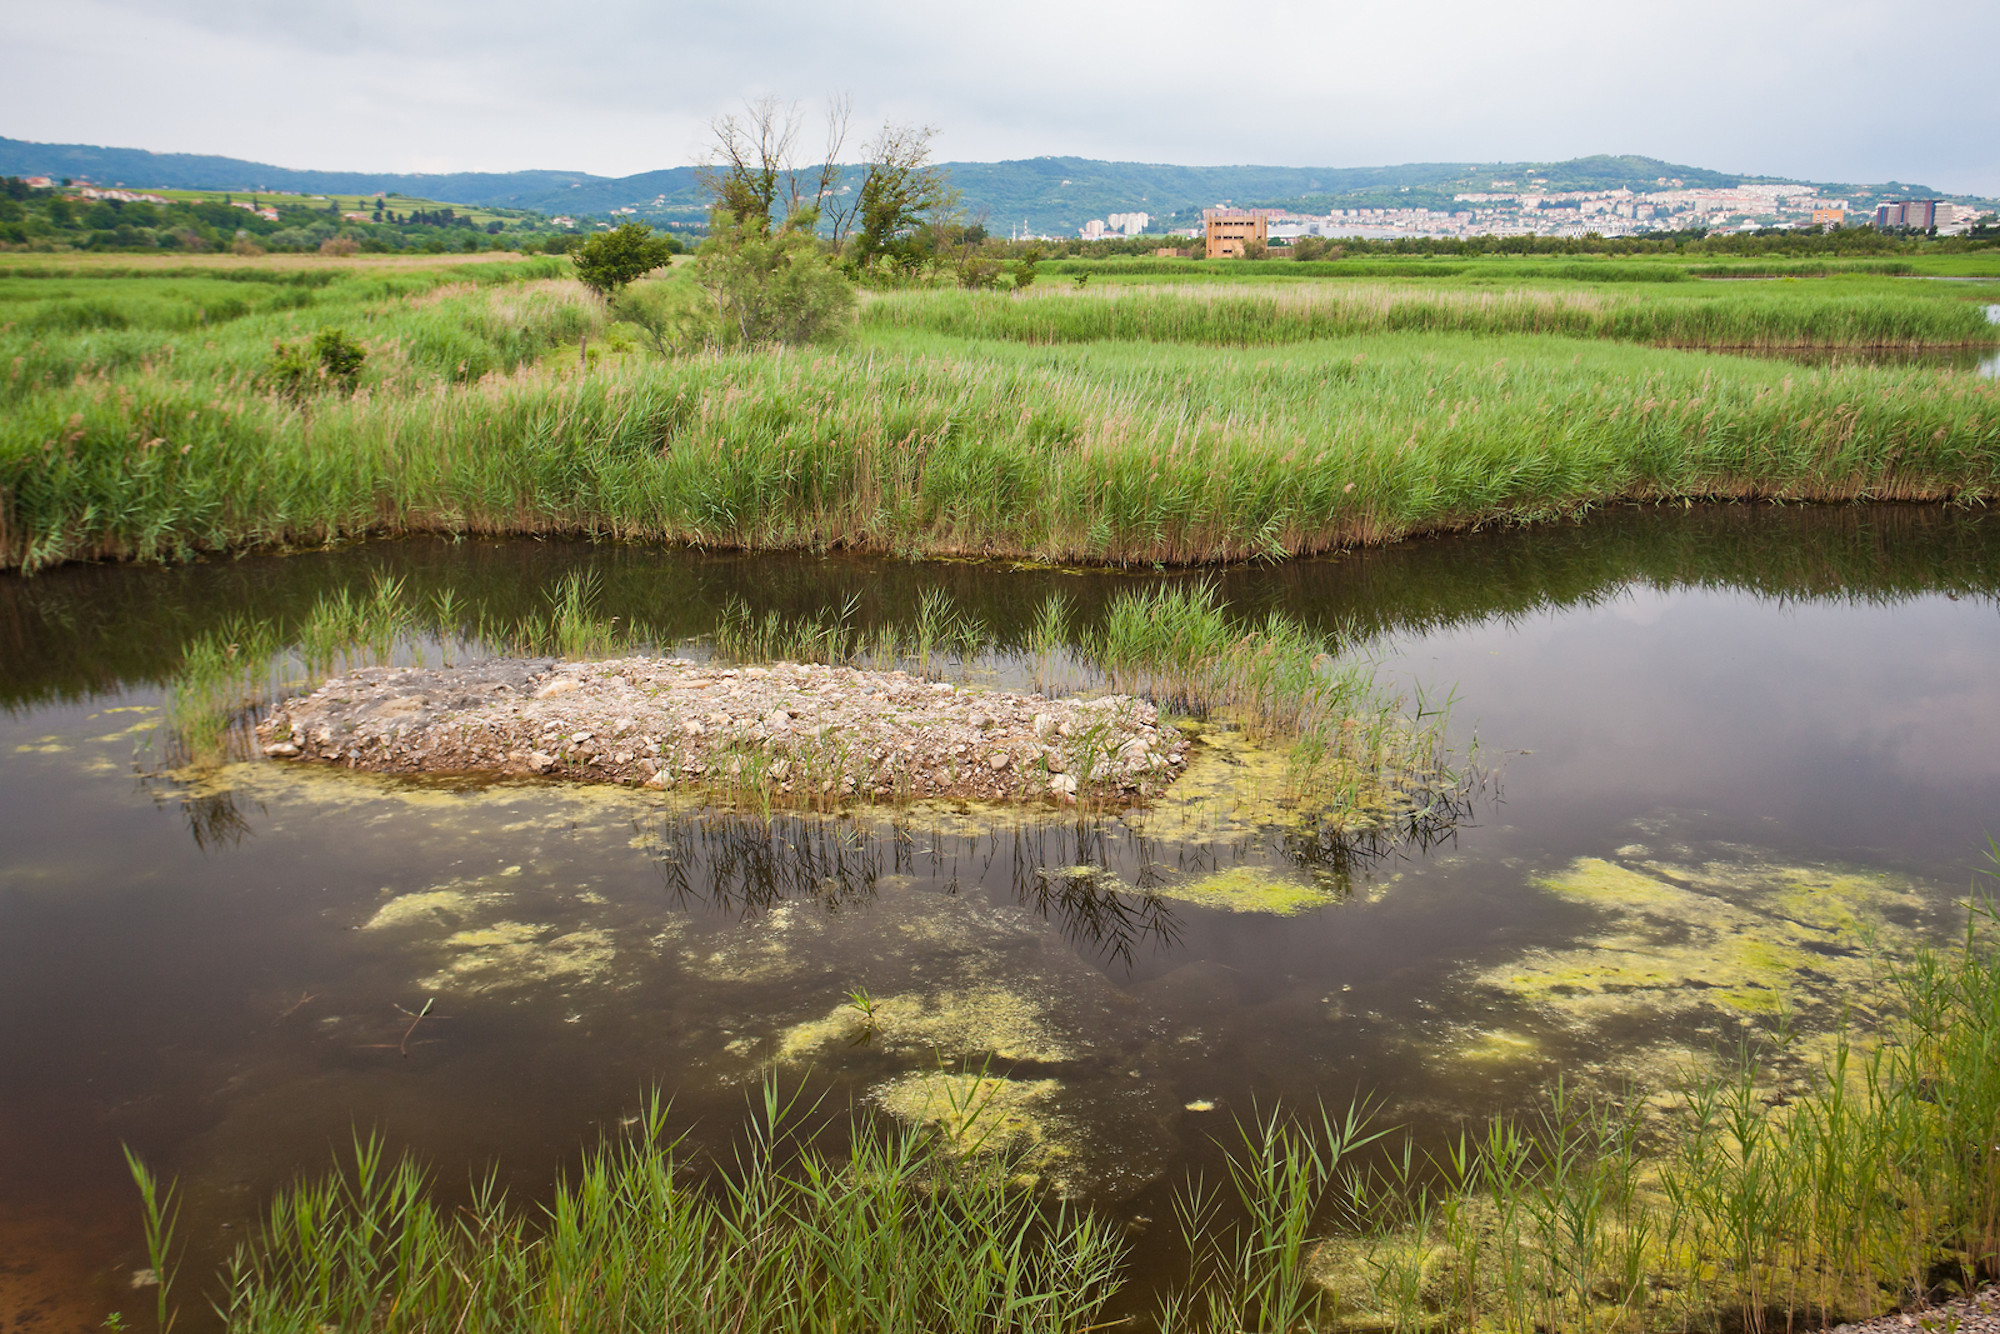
[6,505,2000,1328]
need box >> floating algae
[872,1071,1069,1162]
[1155,864,1337,916]
[419,923,618,994]
[363,880,512,932]
[1479,849,1927,1029]
[776,984,1071,1064]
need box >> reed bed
[133,893,2000,1333]
[177,1086,1127,1334]
[8,329,2000,573]
[865,283,2000,350]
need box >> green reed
[123,1145,182,1334]
[199,1081,1126,1334]
[10,320,1999,573]
[1090,582,1464,833]
[865,282,2000,350]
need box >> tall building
[1203,209,1269,259]
[1876,200,1942,230]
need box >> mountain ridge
[0,136,1977,235]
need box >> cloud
[4,0,1996,191]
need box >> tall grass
[866,282,2000,350]
[0,258,586,409]
[9,329,2000,572]
[200,1083,1125,1334]
[1324,892,2000,1333]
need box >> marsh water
[6,505,2000,1330]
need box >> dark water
[5,505,2000,1329]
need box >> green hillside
[2,137,1988,239]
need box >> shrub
[694,219,855,347]
[266,328,367,400]
[608,278,707,356]
[571,223,677,295]
[1013,245,1042,291]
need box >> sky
[6,0,1998,193]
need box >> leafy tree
[1012,245,1043,291]
[848,123,957,273]
[570,222,676,295]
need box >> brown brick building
[1204,209,1270,259]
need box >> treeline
[0,177,567,256]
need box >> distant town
[1072,178,1988,244]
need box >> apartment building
[1203,208,1269,258]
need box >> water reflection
[7,507,2000,1327]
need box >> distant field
[137,186,533,227]
[1039,252,2000,283]
[3,252,1997,572]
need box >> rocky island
[256,656,1191,805]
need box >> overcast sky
[6,0,1997,193]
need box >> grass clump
[193,1086,1125,1334]
[1087,583,1464,835]
[1326,893,2000,1333]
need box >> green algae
[363,882,511,932]
[1480,851,1927,1030]
[420,923,618,994]
[1156,864,1337,916]
[871,1071,1069,1164]
[775,985,1071,1064]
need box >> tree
[571,223,676,295]
[1012,245,1043,291]
[847,123,957,273]
[692,216,854,347]
[698,96,850,236]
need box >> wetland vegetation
[2,251,1998,572]
[132,890,2000,1333]
[5,237,2000,1332]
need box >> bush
[266,328,367,400]
[956,254,1002,289]
[607,278,707,356]
[571,223,677,295]
[694,219,855,347]
[319,236,359,258]
[1012,245,1042,291]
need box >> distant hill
[0,136,1976,236]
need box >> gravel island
[256,656,1191,805]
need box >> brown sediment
[254,656,1189,806]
